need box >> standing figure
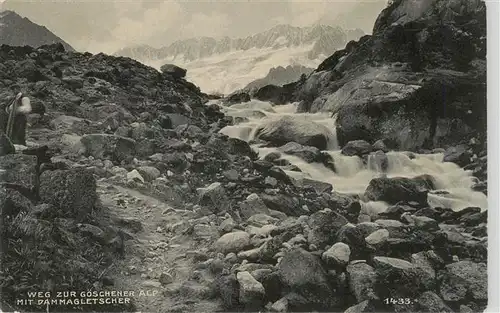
[0,93,44,145]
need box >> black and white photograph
[0,0,497,312]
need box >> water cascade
[216,100,487,213]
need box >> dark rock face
[291,0,486,151]
[341,140,373,157]
[364,176,432,206]
[443,144,472,167]
[160,64,187,79]
[278,248,335,310]
[224,92,251,105]
[278,142,322,163]
[251,84,294,105]
[307,209,349,248]
[39,168,97,221]
[256,116,332,150]
[373,256,435,310]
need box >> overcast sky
[0,0,387,54]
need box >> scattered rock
[80,134,136,162]
[159,272,174,286]
[136,166,161,182]
[236,271,265,308]
[197,182,229,213]
[322,242,351,267]
[307,208,349,248]
[213,231,251,254]
[278,248,335,310]
[365,229,389,246]
[440,261,487,302]
[127,169,144,183]
[416,291,453,312]
[346,262,377,303]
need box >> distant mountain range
[116,24,364,62]
[115,24,365,94]
[0,10,74,51]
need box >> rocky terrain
[250,0,487,152]
[0,0,488,313]
[0,10,74,52]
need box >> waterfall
[216,100,487,212]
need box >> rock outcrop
[290,0,486,151]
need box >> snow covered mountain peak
[115,24,364,94]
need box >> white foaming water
[216,100,487,212]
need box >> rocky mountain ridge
[0,10,74,52]
[115,24,364,63]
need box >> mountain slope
[115,24,364,94]
[0,10,74,51]
[242,64,314,92]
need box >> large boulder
[364,176,433,206]
[278,142,322,163]
[293,0,486,151]
[236,271,265,309]
[346,262,377,303]
[443,144,472,167]
[197,182,230,213]
[341,140,373,157]
[439,261,487,302]
[213,231,251,254]
[260,194,302,217]
[239,193,270,220]
[80,134,136,162]
[322,242,351,267]
[307,208,349,248]
[373,256,435,304]
[256,116,333,150]
[39,168,97,221]
[225,92,251,105]
[278,248,335,310]
[0,154,38,195]
[160,64,187,79]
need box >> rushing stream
[215,100,487,214]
